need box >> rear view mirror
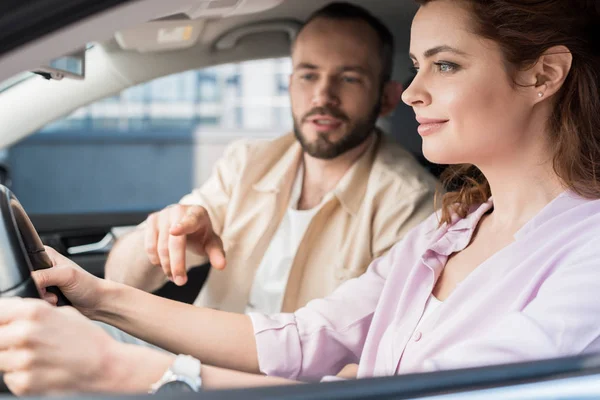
[33,47,86,80]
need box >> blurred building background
[7,58,293,214]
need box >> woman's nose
[401,75,430,107]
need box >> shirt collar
[252,134,302,193]
[333,130,382,216]
[252,130,382,217]
[288,162,304,209]
[445,197,494,233]
[513,189,587,240]
[444,189,585,239]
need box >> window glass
[7,58,292,214]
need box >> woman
[1,0,600,395]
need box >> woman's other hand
[32,246,108,317]
[335,363,359,379]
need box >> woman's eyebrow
[409,45,469,60]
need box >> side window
[7,58,292,214]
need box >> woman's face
[402,0,537,166]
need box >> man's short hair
[295,2,395,85]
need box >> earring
[537,92,544,98]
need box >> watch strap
[150,354,202,393]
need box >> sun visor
[181,0,285,18]
[115,0,285,52]
[115,19,204,52]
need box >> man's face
[290,18,385,159]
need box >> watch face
[154,380,196,393]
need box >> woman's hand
[32,246,109,318]
[0,298,175,395]
[0,298,120,395]
[336,363,359,379]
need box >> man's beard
[293,101,381,160]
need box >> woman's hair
[414,0,600,225]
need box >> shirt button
[413,331,422,342]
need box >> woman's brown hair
[414,0,600,225]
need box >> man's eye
[300,73,317,81]
[342,76,360,83]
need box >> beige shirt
[245,163,328,314]
[180,131,438,313]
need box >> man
[105,2,437,315]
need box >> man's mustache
[302,106,349,123]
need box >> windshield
[0,71,34,93]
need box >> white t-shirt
[244,165,333,314]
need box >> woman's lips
[416,117,449,137]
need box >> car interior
[0,0,441,303]
[0,0,598,398]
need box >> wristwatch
[150,355,202,394]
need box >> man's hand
[144,204,226,286]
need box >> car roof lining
[0,0,420,152]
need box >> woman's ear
[530,45,573,101]
[379,81,404,117]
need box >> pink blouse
[249,191,600,380]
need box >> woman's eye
[410,66,419,74]
[435,62,459,73]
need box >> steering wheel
[0,185,71,393]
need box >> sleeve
[248,250,395,381]
[371,185,436,258]
[423,242,600,372]
[178,139,250,236]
